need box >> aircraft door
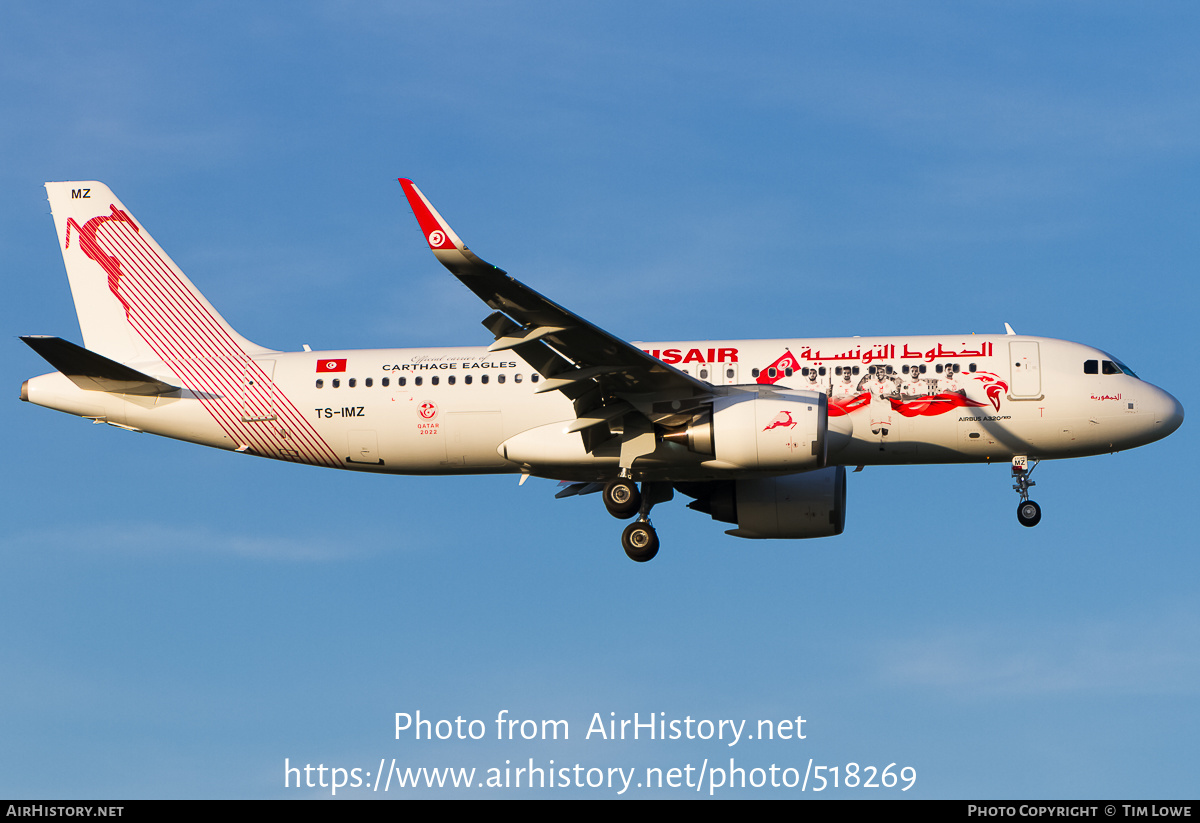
[1008,342,1042,400]
[240,359,278,422]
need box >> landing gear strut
[1011,456,1041,527]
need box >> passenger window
[465,375,472,385]
[1084,360,1098,374]
[514,374,523,383]
[498,374,506,384]
[332,378,340,388]
[382,377,389,387]
[482,374,489,384]
[365,377,373,387]
[316,379,324,389]
[531,374,539,383]
[751,368,760,377]
[415,377,422,386]
[432,376,439,386]
[398,377,406,387]
[348,378,357,388]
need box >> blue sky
[2,2,1198,798]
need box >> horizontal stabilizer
[21,336,178,396]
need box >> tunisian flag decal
[316,359,347,373]
[756,349,799,385]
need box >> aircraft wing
[399,180,713,444]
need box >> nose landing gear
[1012,456,1041,527]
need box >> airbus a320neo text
[20,180,1184,561]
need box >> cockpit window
[1110,357,1138,378]
[1088,356,1139,378]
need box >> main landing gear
[1011,456,1042,528]
[621,521,659,563]
[603,478,641,519]
[604,476,669,562]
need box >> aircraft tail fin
[43,182,272,366]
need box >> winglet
[398,179,502,277]
[398,179,465,251]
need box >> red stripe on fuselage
[83,212,342,466]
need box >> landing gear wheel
[621,522,659,562]
[603,479,641,520]
[1017,500,1042,528]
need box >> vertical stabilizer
[44,182,273,365]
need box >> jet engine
[662,389,836,472]
[677,466,848,539]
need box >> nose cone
[1155,388,1185,439]
[1135,383,1185,449]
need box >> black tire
[621,522,659,562]
[603,479,641,519]
[1017,500,1042,528]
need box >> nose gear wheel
[1011,457,1041,528]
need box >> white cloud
[879,609,1200,697]
[6,522,354,561]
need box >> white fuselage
[23,333,1183,480]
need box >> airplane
[20,180,1184,562]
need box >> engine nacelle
[711,389,828,471]
[678,466,848,539]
